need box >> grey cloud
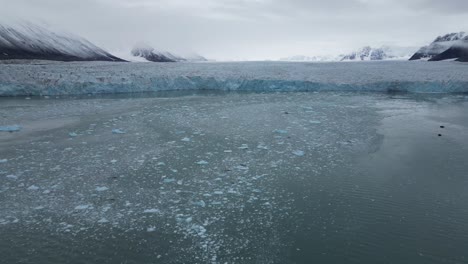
[1,0,467,60]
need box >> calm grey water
[1,92,468,264]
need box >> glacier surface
[0,61,468,96]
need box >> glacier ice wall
[0,61,468,96]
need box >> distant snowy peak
[131,43,176,62]
[131,43,207,63]
[341,46,414,61]
[341,46,387,61]
[0,20,125,62]
[280,55,339,62]
[409,32,468,61]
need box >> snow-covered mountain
[279,55,339,62]
[0,20,125,62]
[409,32,468,61]
[131,43,207,62]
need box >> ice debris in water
[181,137,191,142]
[143,209,160,214]
[163,178,176,183]
[68,132,78,137]
[75,205,91,210]
[0,159,7,163]
[95,186,109,192]
[27,185,40,191]
[6,175,17,180]
[97,218,109,224]
[293,150,305,156]
[239,144,249,150]
[196,160,209,165]
[0,125,21,132]
[147,226,156,232]
[274,129,288,134]
[309,120,322,124]
[192,200,206,207]
[112,129,126,134]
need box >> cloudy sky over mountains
[1,0,468,60]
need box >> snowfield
[0,61,468,96]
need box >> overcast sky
[1,0,468,60]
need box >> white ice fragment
[0,159,8,163]
[6,174,17,180]
[95,186,109,192]
[196,160,209,165]
[192,200,206,207]
[157,162,166,166]
[257,144,269,150]
[185,217,193,223]
[214,191,224,195]
[27,185,39,191]
[0,125,21,132]
[163,178,176,183]
[97,218,109,223]
[68,132,78,137]
[33,206,45,210]
[293,150,305,156]
[110,159,118,163]
[147,226,156,232]
[309,120,322,124]
[144,209,160,213]
[112,129,126,134]
[223,150,233,153]
[274,129,288,134]
[181,137,191,142]
[239,144,249,150]
[74,204,91,210]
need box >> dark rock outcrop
[409,32,467,61]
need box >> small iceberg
[0,125,21,132]
[293,150,305,156]
[196,160,209,165]
[112,129,126,134]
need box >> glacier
[0,61,468,96]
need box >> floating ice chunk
[6,175,17,180]
[157,162,166,166]
[112,129,126,134]
[293,150,305,156]
[235,165,249,171]
[0,125,21,132]
[309,120,322,124]
[75,204,91,210]
[192,200,206,207]
[144,209,160,213]
[191,224,207,236]
[27,185,39,190]
[33,206,45,210]
[214,191,224,195]
[97,218,109,223]
[257,144,269,150]
[185,217,193,223]
[196,160,209,165]
[274,129,288,134]
[223,150,233,153]
[110,159,118,163]
[95,186,109,192]
[239,144,249,150]
[181,137,191,142]
[0,159,8,163]
[163,178,176,183]
[68,132,78,137]
[147,226,156,232]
